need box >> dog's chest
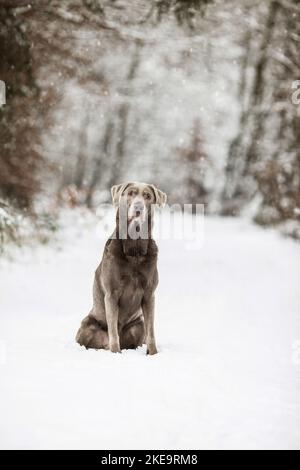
[118,264,147,311]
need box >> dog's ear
[111,182,132,206]
[111,184,122,206]
[149,185,167,207]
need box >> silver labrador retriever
[76,182,167,355]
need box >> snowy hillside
[0,212,300,450]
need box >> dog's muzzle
[132,201,145,217]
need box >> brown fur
[75,182,167,355]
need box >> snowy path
[0,214,300,449]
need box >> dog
[76,182,167,355]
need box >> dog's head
[111,182,167,216]
[111,182,167,239]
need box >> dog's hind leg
[120,318,145,350]
[76,315,109,350]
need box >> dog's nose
[133,201,144,217]
[133,201,144,212]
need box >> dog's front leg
[105,294,121,353]
[142,295,158,355]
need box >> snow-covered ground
[0,211,300,450]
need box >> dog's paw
[110,343,121,353]
[147,344,158,355]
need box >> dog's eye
[128,189,138,197]
[144,193,151,200]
